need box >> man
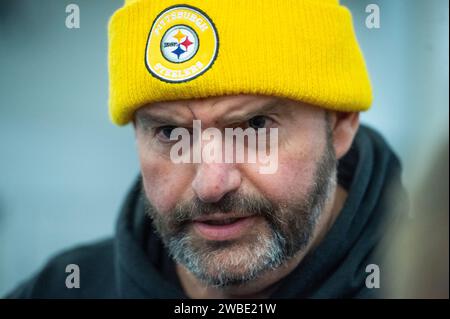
[7,0,406,298]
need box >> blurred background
[0,0,448,297]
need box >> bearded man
[7,0,407,299]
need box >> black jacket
[6,126,407,298]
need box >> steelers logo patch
[145,5,219,83]
[161,25,199,63]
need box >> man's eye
[248,116,271,129]
[156,126,177,140]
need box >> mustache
[167,192,280,226]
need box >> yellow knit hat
[108,0,372,126]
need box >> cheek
[244,136,323,203]
[138,150,193,213]
[251,155,318,203]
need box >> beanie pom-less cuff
[108,0,372,126]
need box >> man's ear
[329,112,360,160]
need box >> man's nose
[191,163,242,203]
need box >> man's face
[134,95,337,287]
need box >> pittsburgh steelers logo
[161,25,199,63]
[145,5,219,83]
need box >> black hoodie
[6,125,408,299]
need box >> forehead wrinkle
[138,102,195,124]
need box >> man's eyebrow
[221,100,285,123]
[135,112,191,128]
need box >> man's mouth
[192,214,258,241]
[199,218,241,225]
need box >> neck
[176,184,347,299]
